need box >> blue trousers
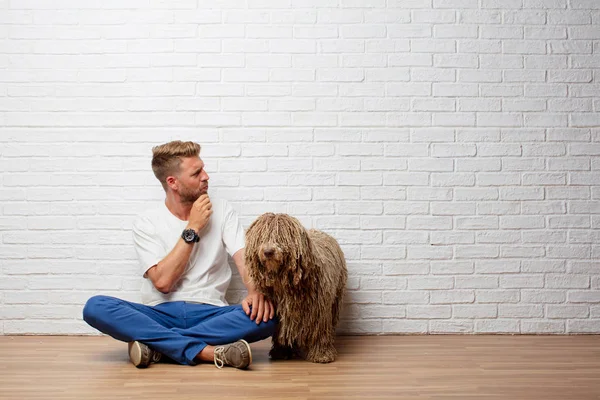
[83,295,277,366]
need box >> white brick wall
[0,0,599,335]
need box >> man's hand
[242,291,275,324]
[188,194,212,231]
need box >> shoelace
[214,346,226,369]
[151,351,162,364]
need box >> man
[83,140,276,369]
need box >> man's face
[175,156,209,203]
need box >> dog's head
[245,213,314,289]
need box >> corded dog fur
[245,213,347,363]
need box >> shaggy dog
[245,213,347,363]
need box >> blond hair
[151,141,201,190]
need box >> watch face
[183,229,197,242]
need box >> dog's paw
[269,346,293,360]
[306,352,335,363]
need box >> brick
[383,291,429,305]
[500,216,545,229]
[546,274,590,289]
[407,305,452,319]
[459,10,502,24]
[383,262,429,275]
[522,260,566,273]
[431,203,476,216]
[521,290,565,304]
[431,290,475,304]
[500,246,545,258]
[569,261,600,274]
[477,290,520,303]
[499,305,543,318]
[361,246,406,260]
[430,320,474,333]
[384,231,428,244]
[361,277,406,291]
[547,305,589,319]
[360,305,406,319]
[454,305,497,318]
[345,291,382,304]
[456,216,498,229]
[456,276,498,289]
[407,188,453,201]
[388,25,432,39]
[478,231,520,245]
[482,25,524,39]
[360,216,405,229]
[504,10,546,24]
[409,159,453,172]
[475,320,519,333]
[455,245,499,259]
[475,260,520,273]
[569,291,600,303]
[459,39,501,53]
[435,25,478,38]
[434,0,478,8]
[408,246,453,260]
[521,321,565,334]
[480,55,524,69]
[501,275,544,288]
[383,320,428,334]
[431,173,475,187]
[431,261,474,275]
[336,201,383,215]
[408,277,454,290]
[477,202,520,215]
[568,320,600,333]
[455,188,499,201]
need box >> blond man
[83,141,276,369]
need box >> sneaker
[128,341,162,368]
[213,339,252,369]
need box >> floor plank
[0,336,599,400]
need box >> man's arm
[145,238,195,294]
[146,195,212,294]
[232,248,275,324]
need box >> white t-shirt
[132,199,245,307]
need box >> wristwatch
[181,228,200,244]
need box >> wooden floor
[0,336,599,400]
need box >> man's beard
[179,184,206,204]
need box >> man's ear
[166,176,177,191]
